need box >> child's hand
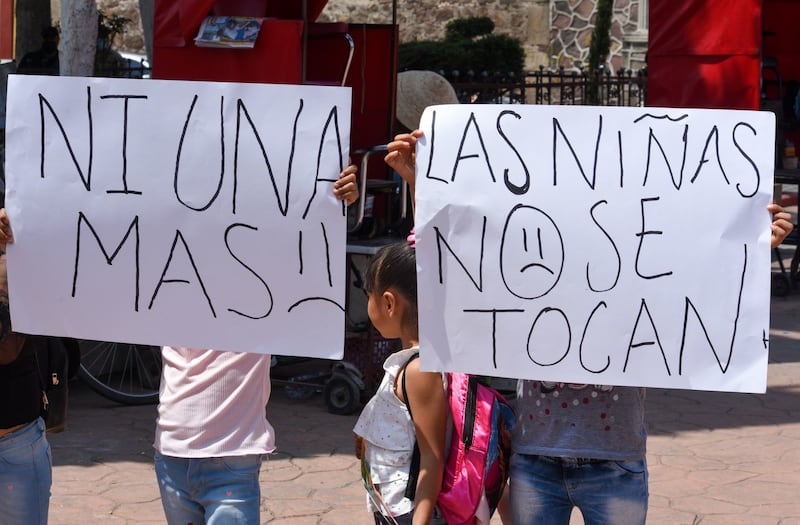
[334,165,359,206]
[768,203,794,248]
[0,208,13,253]
[354,433,365,459]
[384,130,423,186]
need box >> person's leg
[509,453,573,525]
[495,483,511,524]
[198,454,262,525]
[154,453,206,525]
[0,418,51,525]
[569,459,648,525]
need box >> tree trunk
[60,0,97,76]
[139,0,154,63]
[14,0,51,62]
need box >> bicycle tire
[77,339,162,405]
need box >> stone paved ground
[47,290,800,524]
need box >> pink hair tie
[407,228,416,248]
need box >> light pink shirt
[154,347,276,458]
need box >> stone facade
[51,0,147,53]
[318,0,647,71]
[549,0,647,71]
[85,0,647,71]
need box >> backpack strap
[399,352,421,501]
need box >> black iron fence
[439,66,648,107]
[12,58,151,79]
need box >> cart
[75,0,408,411]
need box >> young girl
[353,241,449,525]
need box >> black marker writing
[732,122,759,198]
[175,94,225,212]
[224,223,273,320]
[39,87,93,190]
[579,301,611,373]
[623,298,671,375]
[302,105,344,220]
[452,112,495,183]
[100,94,147,195]
[148,230,216,317]
[678,244,747,374]
[586,200,621,292]
[497,110,530,195]
[434,215,486,291]
[500,204,564,299]
[463,308,525,368]
[634,197,673,280]
[527,307,571,366]
[72,212,139,310]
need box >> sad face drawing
[500,204,565,299]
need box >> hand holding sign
[411,104,776,393]
[4,75,353,359]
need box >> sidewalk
[47,292,800,524]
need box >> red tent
[647,0,762,110]
[648,0,800,165]
[648,0,800,127]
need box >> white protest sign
[4,75,352,358]
[414,104,775,393]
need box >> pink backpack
[402,354,515,524]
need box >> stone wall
[550,0,647,71]
[319,0,647,71]
[319,0,552,71]
[52,0,147,54]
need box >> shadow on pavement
[51,290,800,465]
[49,379,364,467]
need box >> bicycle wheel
[77,339,162,405]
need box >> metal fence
[440,66,648,107]
[95,57,151,79]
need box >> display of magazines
[194,16,263,48]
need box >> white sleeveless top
[354,347,449,517]
[154,347,276,458]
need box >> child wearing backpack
[353,241,450,525]
[382,128,793,525]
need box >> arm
[354,433,365,459]
[0,209,24,365]
[402,358,448,525]
[384,130,423,213]
[769,203,793,248]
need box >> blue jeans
[509,452,648,525]
[154,452,262,525]
[0,418,52,525]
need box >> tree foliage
[399,17,524,76]
[587,0,613,73]
[98,10,132,44]
[444,17,495,41]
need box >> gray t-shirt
[512,380,646,461]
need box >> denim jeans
[509,452,648,525]
[0,418,52,525]
[154,452,262,525]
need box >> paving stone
[47,292,800,523]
